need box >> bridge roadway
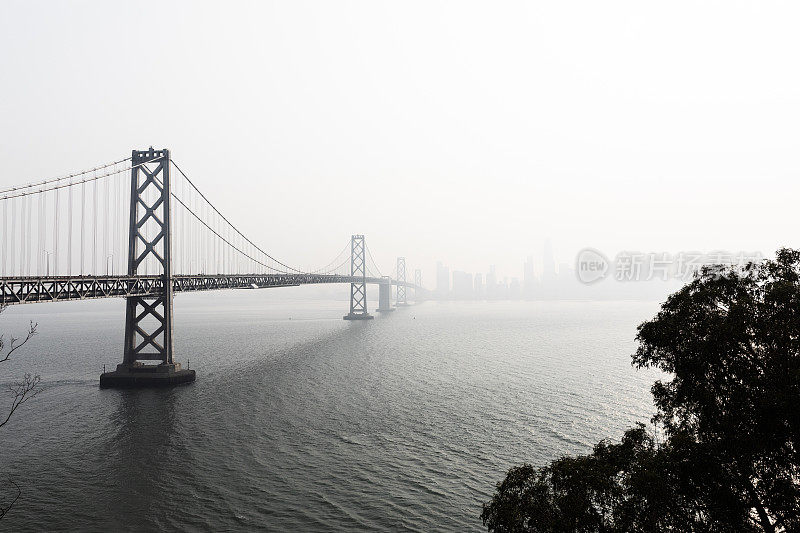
[0,274,420,305]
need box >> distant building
[543,240,556,285]
[436,261,450,298]
[474,273,484,299]
[509,277,522,299]
[452,271,474,300]
[523,256,536,298]
[486,265,497,299]
[500,276,510,299]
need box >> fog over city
[2,1,798,288]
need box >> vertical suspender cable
[19,196,25,276]
[25,194,32,276]
[54,188,60,275]
[195,190,199,274]
[80,181,85,276]
[103,175,109,274]
[187,185,192,274]
[114,167,120,275]
[177,176,182,274]
[37,191,43,275]
[170,173,174,276]
[10,198,17,275]
[68,181,73,275]
[199,198,203,274]
[198,199,202,274]
[204,201,208,274]
[203,201,207,274]
[93,174,98,275]
[20,195,26,276]
[189,186,193,274]
[181,183,186,274]
[114,165,122,274]
[1,200,5,276]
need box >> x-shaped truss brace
[122,149,174,365]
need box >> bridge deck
[0,274,420,305]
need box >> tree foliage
[482,249,800,532]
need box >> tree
[481,425,738,532]
[0,305,39,520]
[482,249,800,532]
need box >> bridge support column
[414,269,424,302]
[395,257,409,307]
[101,147,195,388]
[343,234,373,320]
[376,277,394,313]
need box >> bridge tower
[396,257,408,306]
[414,269,423,301]
[343,234,373,320]
[100,148,195,387]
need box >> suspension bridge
[0,148,426,387]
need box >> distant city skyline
[429,240,718,301]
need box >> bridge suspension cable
[307,241,351,275]
[0,160,154,201]
[0,151,404,283]
[170,161,306,275]
[364,242,384,278]
[0,156,132,195]
[168,161,385,279]
[0,157,161,278]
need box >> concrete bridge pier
[376,278,394,313]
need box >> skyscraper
[436,261,450,298]
[543,240,556,285]
[486,265,497,299]
[474,273,484,299]
[452,271,474,300]
[523,255,536,298]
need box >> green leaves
[483,249,800,532]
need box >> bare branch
[0,374,41,430]
[0,321,37,365]
[0,306,39,521]
[0,478,20,520]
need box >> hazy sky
[1,1,798,281]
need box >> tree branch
[0,306,41,521]
[0,374,41,430]
[0,320,38,365]
[0,478,20,521]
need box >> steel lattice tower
[396,257,407,306]
[101,147,194,387]
[343,234,373,320]
[122,148,175,365]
